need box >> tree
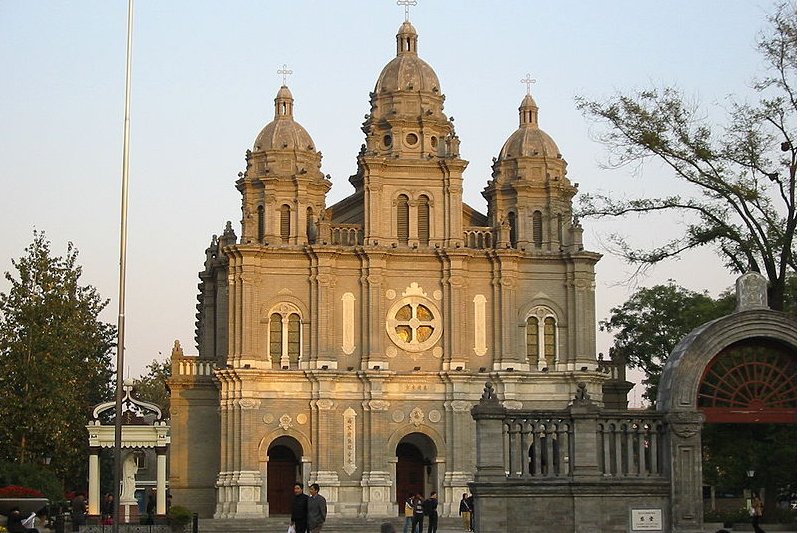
[132,358,171,417]
[577,3,796,311]
[601,281,734,404]
[0,231,115,491]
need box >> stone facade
[168,19,621,519]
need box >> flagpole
[112,1,134,532]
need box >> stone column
[470,383,507,531]
[88,447,101,516]
[156,446,168,515]
[666,410,705,532]
[470,383,506,482]
[567,387,601,479]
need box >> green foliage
[132,358,171,417]
[703,423,797,516]
[167,505,193,529]
[0,461,63,501]
[704,506,751,526]
[576,3,796,311]
[0,231,115,491]
[601,281,733,404]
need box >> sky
[0,1,777,400]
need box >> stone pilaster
[666,410,705,532]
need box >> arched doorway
[395,432,437,515]
[656,274,796,532]
[267,437,302,515]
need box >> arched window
[397,194,409,245]
[269,313,282,363]
[257,205,265,243]
[557,213,564,245]
[533,211,543,248]
[288,314,300,364]
[525,306,558,369]
[267,304,303,369]
[418,195,430,246]
[508,211,517,247]
[544,317,556,367]
[306,207,315,244]
[526,316,539,365]
[280,204,291,243]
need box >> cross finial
[397,0,417,22]
[277,64,293,86]
[520,73,536,95]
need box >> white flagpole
[112,1,134,532]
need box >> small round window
[383,135,393,148]
[430,136,438,148]
[386,296,442,353]
[405,133,419,146]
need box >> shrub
[0,462,61,501]
[166,505,192,531]
[0,485,45,498]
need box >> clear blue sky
[0,1,776,393]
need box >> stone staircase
[198,517,467,533]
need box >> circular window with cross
[386,294,442,353]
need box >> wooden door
[395,442,425,515]
[267,445,298,515]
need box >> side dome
[253,85,316,152]
[374,21,441,94]
[498,94,561,159]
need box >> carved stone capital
[666,410,705,439]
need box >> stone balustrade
[330,224,363,246]
[463,227,493,249]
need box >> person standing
[307,483,327,533]
[751,493,765,533]
[411,493,424,533]
[403,493,415,533]
[70,493,87,532]
[291,482,309,533]
[458,493,472,532]
[423,492,438,533]
[466,494,474,531]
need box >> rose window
[386,296,442,352]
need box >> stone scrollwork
[368,400,390,411]
[450,400,472,412]
[316,399,335,411]
[409,407,425,427]
[666,410,705,439]
[279,414,293,430]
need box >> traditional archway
[266,436,303,515]
[395,432,437,515]
[656,273,797,532]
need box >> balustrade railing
[331,224,363,246]
[504,414,572,478]
[474,383,667,483]
[464,227,493,249]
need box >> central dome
[374,21,441,94]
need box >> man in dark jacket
[291,482,309,533]
[307,483,327,533]
[423,492,438,533]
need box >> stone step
[199,517,468,533]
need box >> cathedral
[169,15,619,519]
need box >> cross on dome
[277,64,293,85]
[397,0,417,22]
[520,73,536,95]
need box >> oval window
[406,133,418,146]
[383,135,392,148]
[430,136,438,148]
